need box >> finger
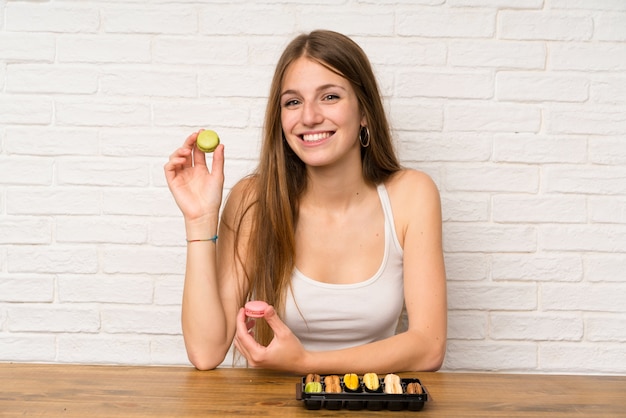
[245,318,256,332]
[209,143,225,178]
[262,306,290,337]
[235,308,255,343]
[184,131,200,148]
[186,131,209,169]
[163,150,191,183]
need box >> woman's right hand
[164,130,225,224]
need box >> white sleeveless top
[283,183,405,351]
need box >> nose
[302,101,323,126]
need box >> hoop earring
[359,126,370,148]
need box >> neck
[301,165,372,211]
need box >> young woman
[164,30,447,374]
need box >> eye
[283,98,301,108]
[323,94,340,101]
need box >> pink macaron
[244,300,269,318]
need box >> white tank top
[283,183,405,351]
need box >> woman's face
[280,57,365,169]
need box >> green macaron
[196,129,220,153]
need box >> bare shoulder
[385,169,441,205]
[384,169,442,239]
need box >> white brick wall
[1,1,625,375]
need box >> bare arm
[164,133,250,370]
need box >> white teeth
[302,132,331,142]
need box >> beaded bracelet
[186,234,218,243]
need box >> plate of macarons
[295,373,428,411]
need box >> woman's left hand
[233,305,309,372]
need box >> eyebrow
[280,83,347,98]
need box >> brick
[499,11,593,41]
[0,33,55,62]
[586,255,626,282]
[0,276,54,302]
[55,99,151,127]
[591,75,626,104]
[446,103,541,133]
[102,7,197,34]
[397,8,495,38]
[101,307,181,334]
[302,13,395,37]
[444,253,490,281]
[153,37,248,65]
[444,341,537,371]
[100,69,197,98]
[5,127,99,156]
[103,189,180,216]
[491,313,583,341]
[0,217,51,244]
[441,194,489,222]
[56,216,148,244]
[589,197,626,224]
[448,312,487,340]
[492,195,587,223]
[389,104,443,132]
[150,336,188,366]
[6,4,99,33]
[586,314,626,342]
[589,136,626,165]
[445,223,537,253]
[550,43,626,71]
[57,159,150,187]
[154,276,184,305]
[0,335,56,362]
[397,71,493,99]
[0,96,52,125]
[548,107,626,135]
[7,64,98,94]
[198,67,271,98]
[551,0,626,11]
[0,62,5,90]
[58,275,154,304]
[57,35,151,64]
[57,335,151,365]
[99,127,190,157]
[542,225,626,253]
[492,254,583,282]
[544,166,626,195]
[540,343,626,374]
[448,0,542,7]
[448,282,537,310]
[358,38,447,67]
[199,5,297,35]
[496,72,589,102]
[493,134,587,164]
[444,165,539,193]
[152,99,250,128]
[102,246,185,274]
[8,246,98,274]
[542,283,626,312]
[400,133,491,163]
[7,188,100,215]
[8,306,100,333]
[594,12,626,41]
[0,157,53,185]
[150,219,185,247]
[450,40,546,69]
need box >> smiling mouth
[301,132,334,142]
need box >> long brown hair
[236,30,401,345]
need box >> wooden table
[1,363,625,417]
